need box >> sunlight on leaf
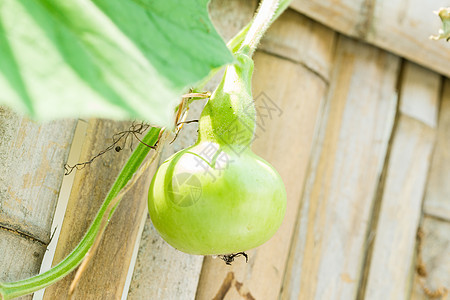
[0,0,233,127]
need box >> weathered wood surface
[281,36,400,300]
[43,119,155,299]
[126,1,258,299]
[0,107,76,288]
[290,0,450,78]
[33,120,88,300]
[0,230,46,285]
[195,10,334,299]
[410,78,450,300]
[127,218,204,300]
[259,8,336,81]
[1,2,448,299]
[423,79,450,222]
[363,62,440,300]
[126,105,207,300]
[411,218,450,300]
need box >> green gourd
[148,52,286,255]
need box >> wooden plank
[289,0,364,37]
[410,78,450,300]
[0,107,76,287]
[281,36,400,300]
[43,119,154,299]
[363,62,440,300]
[126,218,204,300]
[0,111,76,244]
[259,8,336,81]
[126,1,258,299]
[411,217,450,300]
[0,230,45,283]
[398,64,441,128]
[423,79,450,221]
[33,120,88,300]
[369,0,450,80]
[126,104,206,300]
[289,0,450,78]
[195,40,331,300]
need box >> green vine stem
[0,1,294,298]
[0,127,161,300]
[195,0,291,90]
[239,0,279,56]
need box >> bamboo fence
[0,0,449,299]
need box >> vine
[64,122,152,176]
[0,1,291,298]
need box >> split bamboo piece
[423,79,450,222]
[411,79,450,300]
[411,218,450,300]
[281,36,400,300]
[290,0,450,78]
[0,108,75,292]
[43,120,154,299]
[363,62,440,300]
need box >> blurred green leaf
[431,7,450,41]
[0,0,233,127]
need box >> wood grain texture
[0,110,76,244]
[0,230,45,300]
[126,99,206,300]
[363,62,440,300]
[281,36,400,300]
[0,229,45,282]
[289,0,450,78]
[259,8,336,81]
[0,107,75,288]
[126,1,258,299]
[423,79,450,222]
[43,119,154,300]
[398,64,441,128]
[410,78,450,300]
[290,0,364,37]
[411,217,450,300]
[196,49,330,300]
[127,220,204,300]
[368,0,450,80]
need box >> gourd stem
[239,0,279,56]
[0,2,295,297]
[195,0,291,91]
[232,0,291,54]
[0,127,161,300]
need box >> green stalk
[195,0,291,91]
[230,0,291,53]
[0,2,294,298]
[0,127,161,300]
[239,0,279,56]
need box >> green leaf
[0,0,233,127]
[431,7,450,41]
